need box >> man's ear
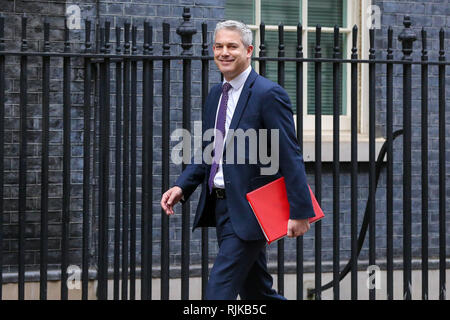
[247,45,254,58]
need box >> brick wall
[0,0,449,282]
[277,0,450,270]
[361,0,450,262]
[2,0,71,276]
[0,0,224,280]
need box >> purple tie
[208,82,232,193]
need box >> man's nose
[221,46,229,55]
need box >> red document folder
[246,177,324,245]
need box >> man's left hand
[287,218,310,238]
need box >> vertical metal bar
[332,25,340,300]
[277,23,285,297]
[200,22,209,300]
[61,19,72,302]
[368,28,376,301]
[40,18,50,301]
[402,39,413,302]
[161,22,171,301]
[259,22,266,77]
[122,21,130,300]
[98,20,111,300]
[438,28,446,301]
[91,48,100,280]
[82,19,93,301]
[18,14,28,300]
[113,24,122,301]
[141,22,149,300]
[91,24,99,299]
[97,25,106,300]
[91,22,100,299]
[314,25,322,300]
[180,50,191,299]
[295,22,304,301]
[127,25,137,296]
[130,24,138,300]
[103,20,112,300]
[0,13,5,301]
[141,21,153,301]
[350,25,358,300]
[398,17,415,300]
[177,7,196,300]
[386,26,394,301]
[420,28,429,301]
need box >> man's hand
[161,186,183,216]
[287,218,310,238]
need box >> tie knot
[222,82,232,93]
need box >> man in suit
[161,20,315,300]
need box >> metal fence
[0,8,448,300]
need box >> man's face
[213,28,254,81]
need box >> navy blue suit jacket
[175,69,315,241]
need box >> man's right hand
[161,186,184,216]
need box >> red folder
[246,177,324,245]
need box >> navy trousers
[205,194,286,300]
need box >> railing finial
[0,13,4,52]
[398,16,416,60]
[439,28,445,60]
[44,18,50,52]
[296,23,302,57]
[201,22,208,56]
[176,7,197,56]
[124,20,130,55]
[351,25,358,58]
[21,14,28,52]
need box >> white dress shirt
[212,65,252,189]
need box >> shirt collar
[223,65,252,91]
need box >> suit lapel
[207,84,222,130]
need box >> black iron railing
[0,9,448,300]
